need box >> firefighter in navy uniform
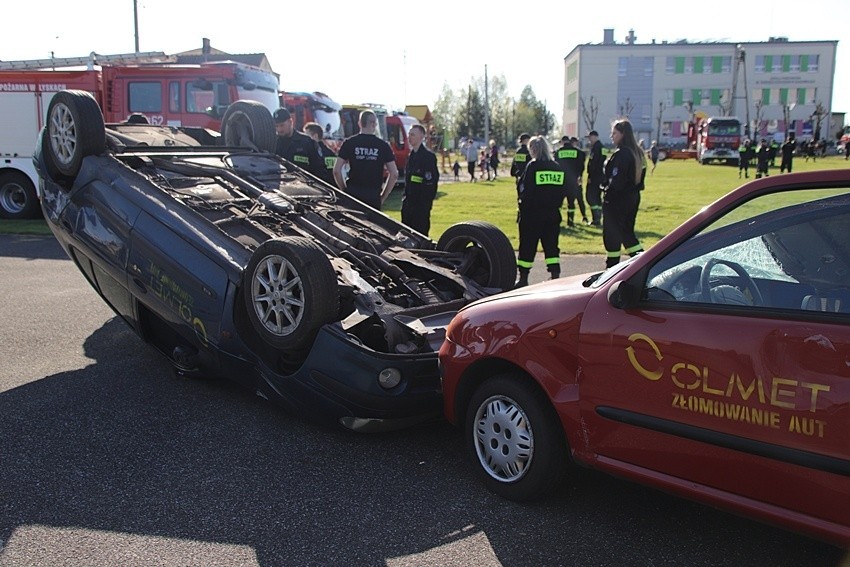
[274,108,323,175]
[514,136,568,287]
[554,136,588,226]
[601,120,644,268]
[510,133,531,192]
[401,124,439,236]
[303,121,337,185]
[585,130,605,225]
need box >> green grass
[385,155,850,254]
[6,156,849,253]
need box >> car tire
[465,373,569,501]
[0,171,41,220]
[242,236,339,352]
[220,101,277,153]
[43,90,106,179]
[657,150,667,161]
[436,221,516,291]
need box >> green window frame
[761,89,771,104]
[710,89,722,105]
[782,55,791,72]
[693,57,704,74]
[673,89,684,106]
[675,57,685,74]
[712,56,723,73]
[779,88,788,104]
[800,55,809,71]
[797,88,807,104]
[764,55,773,72]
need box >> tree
[432,82,460,148]
[455,85,486,141]
[618,97,635,119]
[655,101,665,144]
[513,85,553,139]
[580,96,599,134]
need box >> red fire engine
[0,51,280,219]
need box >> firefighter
[515,136,567,287]
[585,130,605,225]
[401,124,439,236]
[510,133,531,191]
[755,139,771,178]
[554,136,588,227]
[601,119,644,269]
[303,121,337,185]
[274,108,323,175]
[738,139,753,178]
[780,133,796,173]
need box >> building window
[789,55,800,72]
[721,56,732,73]
[781,55,791,72]
[797,88,807,104]
[567,61,578,83]
[710,89,722,106]
[779,88,789,105]
[711,56,723,74]
[618,57,628,77]
[666,57,675,74]
[644,57,653,77]
[672,89,684,106]
[567,91,577,110]
[693,56,704,74]
[661,121,672,137]
[764,55,773,72]
[675,57,685,74]
[808,54,819,72]
[762,89,771,105]
[755,55,765,73]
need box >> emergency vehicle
[0,51,279,219]
[696,116,743,165]
[280,91,342,143]
[386,112,421,176]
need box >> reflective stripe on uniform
[410,175,424,183]
[607,250,621,258]
[514,154,527,162]
[545,257,559,265]
[517,259,534,268]
[294,155,310,164]
[626,244,644,254]
[324,157,336,168]
[557,149,578,159]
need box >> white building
[562,30,838,146]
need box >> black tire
[242,236,339,352]
[0,171,41,219]
[436,221,516,291]
[43,90,105,179]
[657,150,667,161]
[465,373,569,501]
[220,101,277,153]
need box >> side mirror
[608,279,641,309]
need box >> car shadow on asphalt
[0,317,844,566]
[0,234,67,261]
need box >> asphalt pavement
[0,234,845,567]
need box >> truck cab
[386,113,421,177]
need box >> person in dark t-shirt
[333,109,398,210]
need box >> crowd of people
[277,107,849,287]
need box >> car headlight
[378,367,402,389]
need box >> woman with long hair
[601,119,645,268]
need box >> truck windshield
[708,122,740,135]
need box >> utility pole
[730,45,750,136]
[484,64,490,145]
[133,0,140,53]
[655,101,665,144]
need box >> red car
[439,170,850,547]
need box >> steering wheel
[700,259,764,306]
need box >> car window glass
[128,82,162,113]
[645,187,850,312]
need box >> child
[452,160,461,181]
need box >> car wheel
[43,90,106,179]
[242,236,339,352]
[436,221,516,291]
[657,150,667,161]
[220,101,277,153]
[0,171,41,219]
[465,373,568,501]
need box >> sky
[5,1,850,127]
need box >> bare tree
[580,96,599,134]
[655,101,665,143]
[618,97,635,119]
[752,100,766,140]
[811,101,826,141]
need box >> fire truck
[0,51,280,219]
[280,91,341,143]
[696,116,742,166]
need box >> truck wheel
[657,150,667,161]
[437,221,516,291]
[0,171,41,220]
[242,236,339,352]
[465,373,569,501]
[220,101,277,153]
[43,90,106,179]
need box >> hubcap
[251,255,304,336]
[49,102,77,167]
[0,183,26,214]
[473,395,533,482]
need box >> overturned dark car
[36,90,516,432]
